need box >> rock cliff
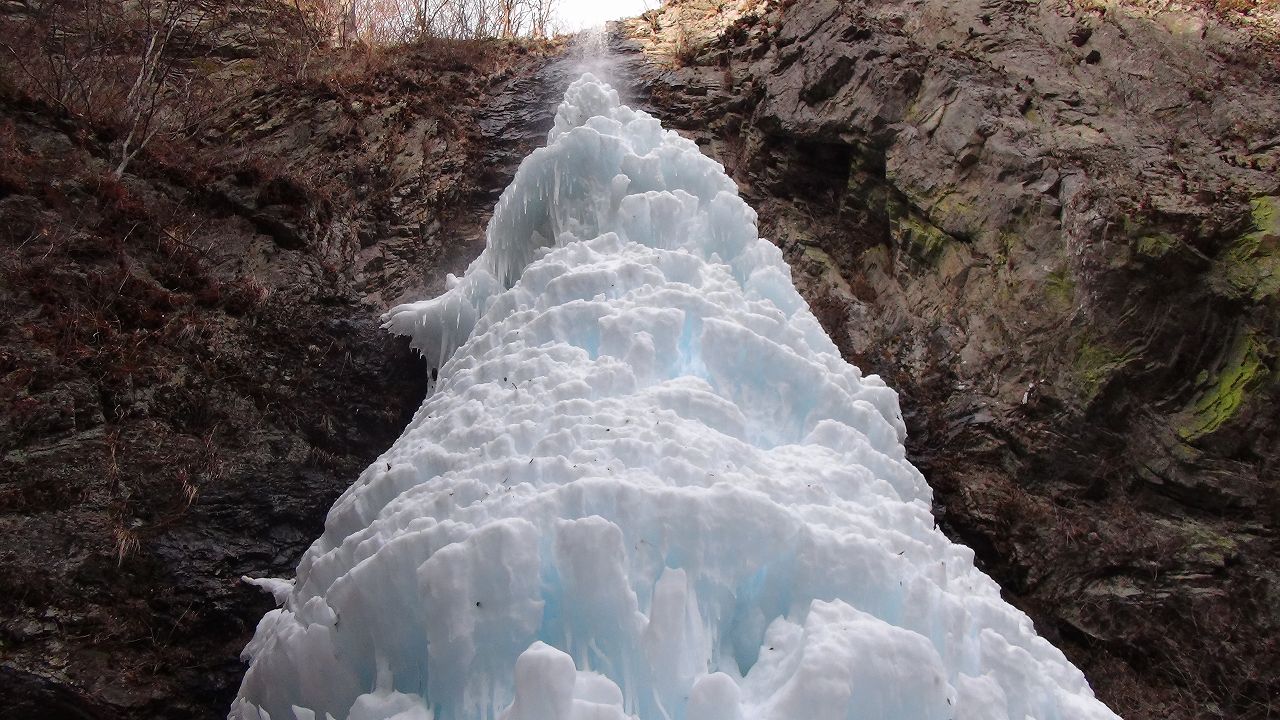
[614,1,1278,717]
[2,0,1277,717]
[0,36,569,719]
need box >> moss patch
[1179,523,1238,567]
[1119,214,1182,260]
[1212,196,1280,302]
[888,196,953,264]
[1177,329,1270,440]
[798,243,857,297]
[1045,267,1076,306]
[995,231,1017,265]
[1074,339,1129,400]
[932,193,981,241]
[1136,231,1178,258]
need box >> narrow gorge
[1,1,1276,719]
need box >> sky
[555,0,652,31]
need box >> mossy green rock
[1212,196,1280,302]
[1135,231,1178,258]
[1178,329,1270,440]
[888,197,952,264]
[1074,339,1129,401]
[1044,267,1076,307]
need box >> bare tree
[288,0,339,78]
[115,0,196,176]
[529,0,555,38]
[1,0,244,176]
[332,0,561,44]
[2,0,131,121]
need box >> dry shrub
[993,486,1053,536]
[300,35,502,92]
[0,0,136,124]
[306,42,401,87]
[138,133,218,187]
[90,172,148,224]
[0,120,36,195]
[673,26,702,66]
[222,274,272,315]
[641,9,661,33]
[0,0,246,176]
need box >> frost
[231,75,1119,720]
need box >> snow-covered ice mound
[231,75,1119,720]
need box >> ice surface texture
[231,75,1119,720]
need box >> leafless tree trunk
[529,0,554,38]
[115,1,183,176]
[1,0,241,177]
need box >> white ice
[230,74,1120,720]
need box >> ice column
[231,75,1120,720]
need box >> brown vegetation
[0,3,562,714]
[0,0,252,177]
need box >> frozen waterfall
[230,74,1120,720]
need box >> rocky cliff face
[2,1,1277,717]
[614,1,1278,717]
[0,37,570,719]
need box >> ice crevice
[230,74,1119,720]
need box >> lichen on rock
[1211,196,1280,302]
[1177,328,1271,441]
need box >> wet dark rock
[250,209,306,249]
[800,55,856,104]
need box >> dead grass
[1070,0,1280,44]
[0,119,36,195]
[673,26,703,66]
[296,35,534,93]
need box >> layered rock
[614,1,1279,717]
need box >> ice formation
[231,75,1119,720]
